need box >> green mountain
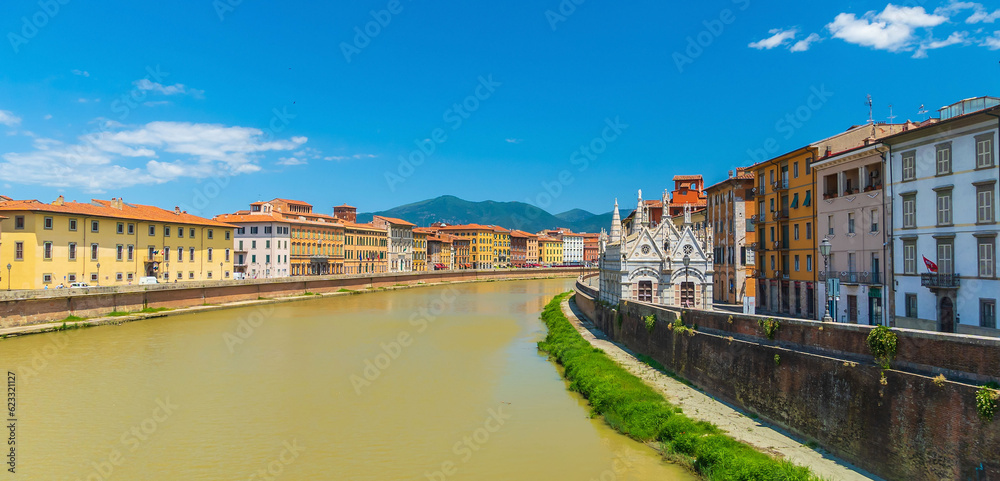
[357,195,611,233]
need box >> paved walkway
[561,298,882,481]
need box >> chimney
[111,197,124,210]
[174,206,181,215]
[52,195,65,206]
[825,146,832,157]
[728,170,733,178]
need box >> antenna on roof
[887,104,896,123]
[917,104,928,121]
[866,94,874,124]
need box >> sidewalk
[561,298,882,481]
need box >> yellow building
[491,226,510,268]
[537,236,564,265]
[343,222,388,275]
[0,196,234,289]
[438,224,495,269]
[412,228,430,272]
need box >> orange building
[668,175,707,217]
[509,230,537,268]
[427,233,453,270]
[343,222,387,275]
[706,169,757,305]
[257,198,346,276]
[583,233,600,265]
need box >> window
[177,228,183,239]
[207,272,213,279]
[69,219,77,231]
[794,224,800,240]
[239,240,244,251]
[806,255,813,272]
[976,134,994,169]
[980,238,996,278]
[978,184,995,223]
[794,255,800,272]
[252,240,257,249]
[902,195,916,228]
[127,245,134,261]
[43,216,53,229]
[225,231,231,240]
[848,212,856,234]
[177,272,183,280]
[14,242,23,260]
[827,215,834,236]
[982,299,997,329]
[871,209,879,233]
[67,274,76,282]
[91,220,100,233]
[148,247,155,260]
[189,247,195,262]
[806,222,812,240]
[266,240,271,249]
[189,228,195,238]
[177,247,183,262]
[903,240,917,274]
[225,249,230,262]
[14,216,24,229]
[207,229,214,239]
[208,248,213,262]
[164,247,170,261]
[91,243,99,261]
[264,226,272,234]
[117,222,124,234]
[936,143,951,175]
[127,273,134,282]
[42,274,52,284]
[165,226,171,237]
[189,271,195,279]
[115,273,123,282]
[43,242,52,260]
[936,190,952,226]
[251,226,259,235]
[69,243,77,261]
[937,239,954,275]
[90,273,98,283]
[116,245,124,261]
[770,256,775,270]
[266,255,271,263]
[902,151,916,181]
[793,162,799,178]
[905,294,918,318]
[127,223,135,235]
[149,225,156,236]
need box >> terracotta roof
[341,221,386,233]
[334,204,356,208]
[674,175,703,181]
[437,224,494,231]
[0,198,234,227]
[509,230,537,238]
[491,226,510,233]
[215,212,346,229]
[412,227,437,234]
[373,215,416,227]
[0,195,10,201]
[273,198,312,206]
[537,236,561,243]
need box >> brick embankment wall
[574,277,1000,481]
[0,268,590,328]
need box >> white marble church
[598,190,714,309]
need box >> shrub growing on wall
[757,317,780,340]
[976,382,1000,422]
[866,326,898,370]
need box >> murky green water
[1,278,691,480]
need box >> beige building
[706,168,757,306]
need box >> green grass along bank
[537,293,818,480]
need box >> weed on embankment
[537,292,818,480]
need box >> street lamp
[819,237,833,322]
[96,262,101,286]
[6,263,11,291]
[682,254,691,308]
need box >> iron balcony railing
[818,271,882,285]
[773,180,789,191]
[921,273,961,288]
[772,208,790,221]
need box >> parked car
[68,282,90,289]
[138,276,159,285]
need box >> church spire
[610,198,621,242]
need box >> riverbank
[0,273,574,340]
[538,292,840,480]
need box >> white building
[886,97,998,335]
[562,233,584,265]
[599,190,714,309]
[215,206,291,279]
[373,216,414,273]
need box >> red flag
[923,256,938,273]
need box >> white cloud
[0,110,21,127]
[967,8,1000,23]
[827,5,947,52]
[133,79,205,98]
[983,31,1000,49]
[43,114,53,120]
[749,28,798,49]
[324,153,377,161]
[0,121,306,192]
[71,69,90,77]
[505,138,523,144]
[790,33,822,52]
[277,157,307,166]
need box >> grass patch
[337,288,353,293]
[61,315,86,322]
[300,292,319,296]
[138,307,171,314]
[107,311,131,317]
[538,292,817,480]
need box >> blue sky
[1,0,998,219]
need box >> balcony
[751,242,764,252]
[819,271,882,285]
[921,273,961,289]
[772,208,789,221]
[773,180,789,191]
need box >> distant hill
[357,195,611,233]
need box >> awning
[803,190,811,207]
[791,193,799,209]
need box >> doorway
[637,281,652,302]
[939,296,955,333]
[847,295,858,323]
[680,282,695,308]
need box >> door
[637,281,652,302]
[680,282,695,307]
[869,295,882,326]
[847,295,858,323]
[940,297,955,333]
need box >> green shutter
[803,190,811,207]
[790,193,799,209]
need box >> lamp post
[96,262,101,287]
[819,237,833,322]
[682,254,691,308]
[6,263,11,291]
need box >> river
[2,278,692,480]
